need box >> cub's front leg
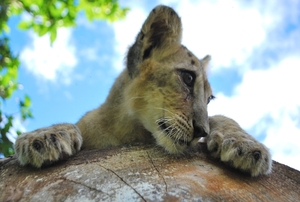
[207,115,272,176]
[14,124,82,168]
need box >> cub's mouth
[157,120,207,146]
[158,121,187,145]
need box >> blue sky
[4,0,300,171]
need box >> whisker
[174,130,182,142]
[155,117,173,124]
[129,96,147,101]
[164,123,176,136]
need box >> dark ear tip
[126,5,181,78]
[152,5,178,15]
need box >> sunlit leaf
[18,21,32,30]
[24,95,31,107]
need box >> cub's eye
[207,95,215,104]
[181,71,195,87]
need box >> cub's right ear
[126,5,182,78]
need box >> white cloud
[264,115,300,170]
[20,28,77,85]
[172,0,270,71]
[209,58,300,127]
[208,57,300,170]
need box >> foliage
[0,0,128,156]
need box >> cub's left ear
[201,55,211,72]
[127,5,182,77]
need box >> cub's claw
[207,115,272,177]
[14,124,82,168]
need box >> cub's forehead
[174,45,205,74]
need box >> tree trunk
[1,144,299,202]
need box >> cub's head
[124,5,214,153]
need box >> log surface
[1,144,299,201]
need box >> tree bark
[1,144,299,202]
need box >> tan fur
[14,5,271,176]
[14,124,82,167]
[207,115,271,176]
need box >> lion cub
[14,5,271,177]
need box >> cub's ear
[201,55,211,72]
[126,5,182,77]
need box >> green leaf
[24,95,31,107]
[18,21,32,30]
[37,24,50,36]
[3,23,10,33]
[35,0,44,8]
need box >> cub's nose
[193,121,208,138]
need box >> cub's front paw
[207,115,272,177]
[14,124,82,168]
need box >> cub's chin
[152,131,192,154]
